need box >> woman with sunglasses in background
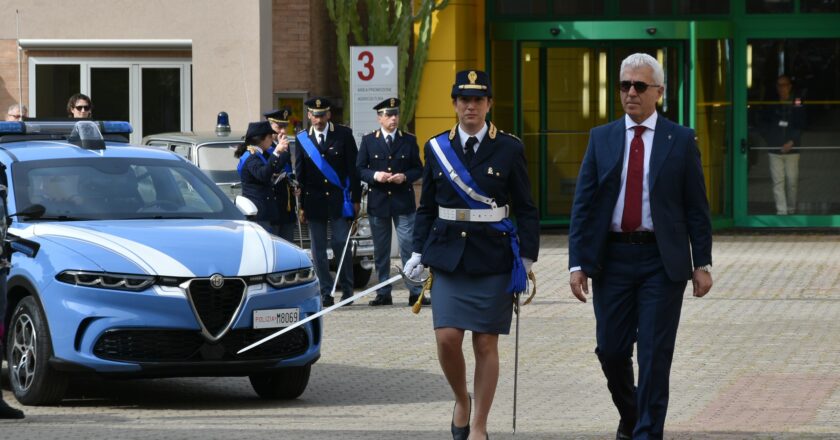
[67,93,92,118]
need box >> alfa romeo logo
[209,274,225,289]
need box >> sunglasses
[619,81,661,93]
[74,105,91,111]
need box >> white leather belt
[439,205,509,222]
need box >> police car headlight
[356,217,371,237]
[266,267,315,288]
[56,270,156,292]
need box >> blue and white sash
[296,131,354,218]
[428,133,527,295]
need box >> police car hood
[12,220,307,277]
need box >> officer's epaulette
[488,122,498,140]
[498,129,522,143]
[246,145,259,155]
[372,130,380,138]
[400,130,415,137]
[447,124,458,140]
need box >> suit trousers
[592,241,686,440]
[369,213,421,297]
[308,217,354,299]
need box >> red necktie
[621,125,646,232]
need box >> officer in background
[405,70,539,440]
[234,121,289,232]
[357,98,429,307]
[294,98,361,307]
[264,108,298,241]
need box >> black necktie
[464,136,478,164]
[386,134,393,151]
[318,133,325,150]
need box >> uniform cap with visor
[451,70,493,99]
[373,97,400,116]
[304,97,331,116]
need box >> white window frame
[28,56,192,144]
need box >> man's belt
[608,231,656,244]
[439,205,509,222]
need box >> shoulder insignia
[499,130,522,143]
[402,131,415,137]
[246,145,259,155]
[375,130,380,138]
[329,122,335,132]
[488,123,497,140]
[448,124,458,141]
[308,126,314,135]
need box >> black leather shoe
[451,394,471,440]
[322,296,334,307]
[0,399,24,419]
[408,295,431,306]
[341,293,354,306]
[616,420,634,440]
[368,295,393,306]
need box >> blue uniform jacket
[356,129,422,217]
[294,122,362,221]
[568,116,712,281]
[240,148,289,224]
[412,123,540,275]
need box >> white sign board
[350,46,398,147]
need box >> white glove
[522,257,534,274]
[403,252,424,279]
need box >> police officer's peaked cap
[451,70,493,99]
[305,97,331,115]
[264,108,292,124]
[373,97,400,115]
[244,121,274,141]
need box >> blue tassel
[505,225,527,295]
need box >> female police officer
[404,70,539,440]
[234,121,291,232]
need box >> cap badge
[468,71,477,84]
[282,110,289,119]
[487,167,494,175]
[315,99,321,107]
[390,98,395,107]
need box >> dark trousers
[592,242,686,440]
[308,217,353,299]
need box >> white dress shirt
[457,123,488,153]
[381,127,395,141]
[610,112,658,232]
[313,127,327,145]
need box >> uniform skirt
[431,270,513,335]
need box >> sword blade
[237,274,403,354]
[513,292,521,434]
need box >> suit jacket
[294,122,362,220]
[413,123,539,275]
[356,129,422,217]
[568,116,712,282]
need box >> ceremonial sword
[238,267,428,355]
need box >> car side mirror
[234,196,258,218]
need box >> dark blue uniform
[294,122,361,301]
[413,123,539,275]
[357,129,422,216]
[357,128,423,303]
[240,147,289,226]
[294,122,361,220]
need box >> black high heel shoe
[450,394,471,440]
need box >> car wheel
[352,263,372,289]
[7,296,69,405]
[249,365,311,400]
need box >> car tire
[352,263,372,289]
[6,296,69,405]
[249,365,311,400]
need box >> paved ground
[2,233,840,439]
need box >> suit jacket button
[460,231,467,238]
[324,179,328,183]
[388,156,392,160]
[375,154,379,158]
[326,192,330,196]
[321,154,325,157]
[387,191,392,195]
[387,167,392,171]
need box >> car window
[13,157,241,220]
[171,143,192,161]
[197,143,240,184]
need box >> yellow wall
[414,0,485,144]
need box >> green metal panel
[491,20,732,41]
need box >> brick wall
[0,40,25,117]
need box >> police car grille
[187,278,246,337]
[92,328,309,362]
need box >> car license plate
[253,308,300,329]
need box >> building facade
[2,0,838,228]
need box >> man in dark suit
[295,97,361,306]
[356,97,429,306]
[568,53,713,440]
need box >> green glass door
[520,42,685,224]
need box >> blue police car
[0,120,322,405]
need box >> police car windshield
[12,157,243,220]
[197,143,239,184]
